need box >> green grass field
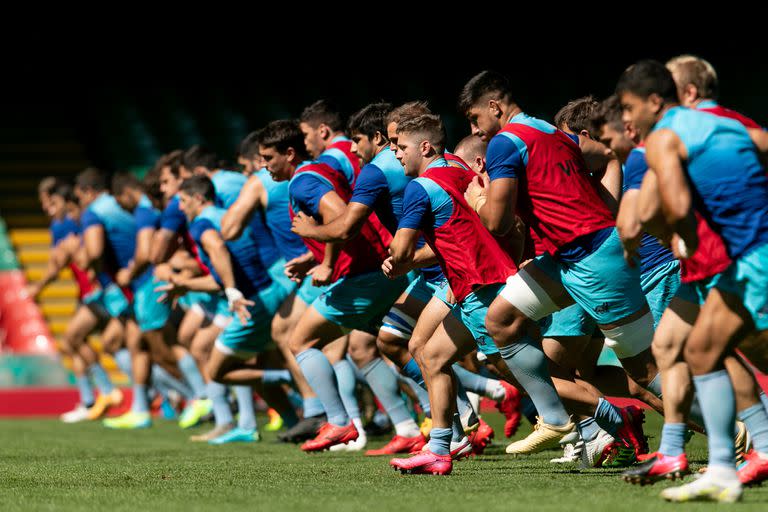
[1,412,766,511]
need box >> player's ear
[320,124,331,140]
[373,131,386,146]
[683,83,698,106]
[489,99,502,118]
[649,93,664,114]
[420,140,431,156]
[285,147,296,163]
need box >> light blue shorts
[640,259,680,327]
[133,277,171,332]
[295,276,327,307]
[433,279,453,307]
[534,228,647,325]
[216,280,289,357]
[83,283,129,318]
[541,304,596,338]
[450,283,503,356]
[403,271,444,304]
[709,243,768,331]
[312,271,409,335]
[268,258,298,296]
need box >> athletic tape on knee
[499,271,559,321]
[379,307,416,340]
[601,312,654,359]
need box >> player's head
[238,131,262,176]
[459,70,517,141]
[111,172,144,212]
[74,167,107,208]
[453,135,488,175]
[47,182,76,220]
[158,150,186,201]
[386,101,431,151]
[143,165,164,210]
[38,176,58,215]
[182,145,219,177]
[554,96,599,137]
[259,119,310,182]
[665,54,718,107]
[348,102,392,165]
[178,175,215,221]
[616,60,679,139]
[589,95,636,163]
[299,100,344,158]
[395,114,446,176]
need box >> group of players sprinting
[28,55,768,503]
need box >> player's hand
[291,212,318,238]
[307,263,333,286]
[116,268,132,288]
[231,297,255,325]
[621,235,641,267]
[284,252,315,283]
[153,263,173,282]
[154,275,187,305]
[670,233,697,260]
[445,286,457,305]
[464,174,489,212]
[381,256,409,279]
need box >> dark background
[4,38,766,174]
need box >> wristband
[225,287,244,308]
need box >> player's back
[255,168,307,262]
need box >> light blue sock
[658,423,686,457]
[76,375,95,407]
[455,379,478,427]
[89,363,114,395]
[302,396,324,418]
[333,359,360,421]
[452,363,492,396]
[688,395,707,429]
[451,413,464,442]
[427,427,452,455]
[594,397,623,436]
[400,373,431,416]
[739,403,768,454]
[178,354,207,399]
[760,392,768,414]
[692,370,736,468]
[647,373,662,398]
[151,365,194,401]
[207,381,233,427]
[132,384,149,414]
[295,349,348,426]
[402,358,425,387]
[114,349,132,381]
[262,369,292,386]
[498,338,569,426]
[577,417,601,442]
[361,358,412,426]
[234,386,256,431]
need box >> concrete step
[10,229,50,246]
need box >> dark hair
[615,60,678,104]
[155,149,184,178]
[397,114,447,154]
[348,102,392,140]
[387,101,431,126]
[75,167,107,192]
[181,145,218,171]
[259,119,309,157]
[588,95,624,135]
[38,176,58,196]
[300,100,343,132]
[111,172,143,196]
[239,130,261,159]
[458,70,514,115]
[554,96,599,134]
[179,175,216,202]
[50,182,76,203]
[142,167,164,208]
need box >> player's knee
[422,344,451,376]
[651,335,681,371]
[486,304,526,345]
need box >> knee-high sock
[233,386,256,431]
[302,396,325,419]
[262,369,292,385]
[402,358,431,415]
[361,358,415,432]
[114,349,132,381]
[658,423,687,457]
[399,373,431,416]
[88,363,114,395]
[132,384,150,414]
[76,375,95,407]
[177,353,207,399]
[207,381,233,427]
[152,365,194,400]
[455,378,478,427]
[593,397,624,436]
[452,363,505,400]
[295,348,348,426]
[332,359,360,421]
[739,403,768,454]
[498,338,569,426]
[692,370,737,469]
